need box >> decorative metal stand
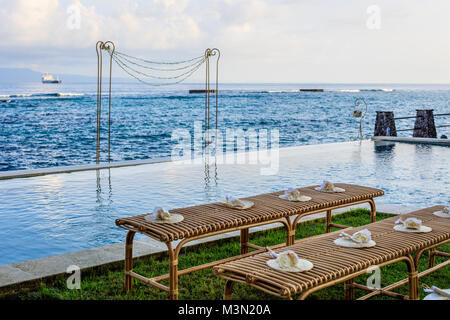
[203,48,220,150]
[95,42,220,163]
[95,40,115,164]
[353,98,368,140]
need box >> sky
[1,0,450,83]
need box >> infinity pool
[0,140,448,265]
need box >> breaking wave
[0,92,85,98]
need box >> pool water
[0,140,448,265]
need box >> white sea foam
[1,92,85,98]
[266,89,299,93]
[10,94,32,97]
[55,92,84,97]
[360,88,394,92]
[335,88,394,93]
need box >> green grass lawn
[4,209,449,300]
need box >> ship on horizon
[41,73,62,84]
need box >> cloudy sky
[1,0,450,83]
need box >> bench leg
[325,210,332,233]
[428,248,436,268]
[408,271,419,300]
[369,199,377,223]
[224,280,235,300]
[124,231,136,292]
[240,229,249,254]
[405,254,419,300]
[288,229,295,246]
[168,242,179,300]
[344,279,355,300]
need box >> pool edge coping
[0,157,171,180]
[0,140,371,180]
[372,136,450,146]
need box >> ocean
[1,82,449,171]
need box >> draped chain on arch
[96,40,220,164]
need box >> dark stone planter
[374,111,397,136]
[413,109,437,138]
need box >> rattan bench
[213,206,449,300]
[116,183,383,299]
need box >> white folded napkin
[225,195,246,208]
[285,187,298,195]
[285,188,301,200]
[268,249,300,269]
[424,286,450,298]
[320,180,335,192]
[395,217,422,230]
[153,207,171,221]
[339,228,372,244]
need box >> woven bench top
[213,206,449,298]
[115,183,383,242]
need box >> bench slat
[115,183,383,241]
[213,205,449,298]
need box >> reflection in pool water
[0,140,448,265]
